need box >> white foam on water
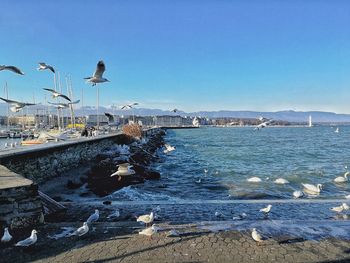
[110,185,182,201]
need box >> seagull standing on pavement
[1,227,12,243]
[15,230,37,247]
[251,228,264,244]
[37,62,55,73]
[84,60,109,86]
[136,212,154,227]
[0,65,24,75]
[139,224,158,240]
[72,222,89,236]
[43,88,71,101]
[86,209,99,224]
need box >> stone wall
[0,166,44,229]
[0,134,131,184]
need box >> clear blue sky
[0,0,349,113]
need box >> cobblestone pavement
[1,221,349,263]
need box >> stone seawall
[0,166,44,229]
[0,134,132,184]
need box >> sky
[0,0,349,113]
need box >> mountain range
[1,103,350,123]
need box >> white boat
[308,115,312,127]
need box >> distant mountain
[0,102,350,123]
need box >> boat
[335,127,339,133]
[308,115,312,127]
[21,140,45,146]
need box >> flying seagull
[0,97,35,112]
[37,62,55,73]
[105,112,114,123]
[0,65,24,75]
[43,88,71,101]
[172,108,178,113]
[121,102,139,110]
[254,119,272,130]
[48,100,80,109]
[84,60,109,86]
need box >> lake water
[112,126,350,201]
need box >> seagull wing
[0,97,22,105]
[47,65,55,73]
[68,100,80,105]
[0,65,24,75]
[23,102,36,106]
[93,60,105,78]
[104,112,114,122]
[43,88,57,93]
[38,62,47,67]
[59,94,71,102]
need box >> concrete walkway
[1,222,349,263]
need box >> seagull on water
[274,178,289,184]
[251,228,264,244]
[84,60,109,86]
[331,203,350,213]
[0,65,24,75]
[164,144,176,154]
[260,205,272,216]
[247,177,262,183]
[293,190,304,199]
[334,172,349,183]
[136,212,154,227]
[120,102,139,110]
[139,224,158,239]
[302,183,323,195]
[86,209,99,224]
[346,194,350,199]
[0,97,35,112]
[1,227,12,243]
[232,212,247,220]
[72,222,89,236]
[43,88,71,101]
[37,62,55,73]
[15,230,37,247]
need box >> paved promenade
[1,221,349,263]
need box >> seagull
[334,172,349,183]
[247,177,262,183]
[48,100,80,109]
[84,60,109,86]
[121,102,139,110]
[105,112,114,123]
[215,211,223,217]
[293,190,304,199]
[232,212,247,220]
[274,178,289,184]
[254,119,272,130]
[167,229,180,237]
[86,209,99,224]
[15,230,37,247]
[251,228,264,244]
[136,212,154,227]
[195,178,202,184]
[331,203,350,213]
[346,194,350,199]
[1,227,12,243]
[110,163,135,177]
[172,108,178,113]
[204,169,208,174]
[259,205,272,215]
[139,224,158,239]
[0,97,35,112]
[72,222,89,236]
[0,65,24,75]
[164,144,176,154]
[107,209,120,219]
[37,62,55,73]
[302,183,323,195]
[43,88,71,101]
